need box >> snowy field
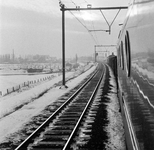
[0,65,97,143]
[0,64,125,149]
[0,73,59,92]
[0,63,89,94]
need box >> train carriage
[116,0,154,149]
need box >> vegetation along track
[14,63,106,150]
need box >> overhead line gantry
[61,6,128,11]
[59,2,128,86]
[94,45,116,62]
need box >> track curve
[15,63,106,150]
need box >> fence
[0,64,94,97]
[0,74,55,97]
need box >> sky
[0,0,130,58]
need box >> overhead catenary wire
[60,0,98,44]
[70,0,77,7]
[68,9,98,44]
[70,0,89,28]
[76,0,104,44]
[100,9,121,34]
[69,0,98,44]
[82,0,88,3]
[74,0,99,44]
[89,10,99,44]
[100,10,110,26]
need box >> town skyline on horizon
[0,0,129,58]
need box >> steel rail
[15,65,100,150]
[63,64,106,150]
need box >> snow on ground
[0,72,58,92]
[105,66,126,150]
[0,65,97,143]
[0,72,73,119]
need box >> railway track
[15,63,106,150]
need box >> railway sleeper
[66,105,86,108]
[55,117,79,121]
[57,114,81,118]
[29,141,66,149]
[48,125,75,130]
[52,121,77,125]
[40,134,69,141]
[43,129,73,135]
[69,103,87,106]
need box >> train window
[121,41,124,70]
[118,30,121,39]
[125,31,131,77]
[118,46,121,67]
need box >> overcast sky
[0,0,130,58]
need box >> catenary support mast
[62,4,66,86]
[59,2,127,86]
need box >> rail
[15,63,105,149]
